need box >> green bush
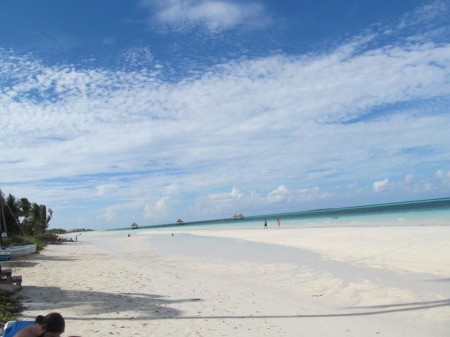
[7,235,46,251]
[0,290,23,328]
[36,233,59,243]
[6,233,62,252]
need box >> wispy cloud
[2,37,449,183]
[1,2,449,228]
[120,46,154,68]
[398,0,449,29]
[141,0,270,32]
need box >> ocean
[106,197,450,232]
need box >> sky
[1,0,449,230]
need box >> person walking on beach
[277,218,280,228]
[264,218,268,229]
[9,312,65,337]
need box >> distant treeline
[48,228,94,234]
[69,228,94,232]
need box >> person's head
[34,313,65,337]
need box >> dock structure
[105,216,245,232]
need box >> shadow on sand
[18,284,450,321]
[18,286,200,321]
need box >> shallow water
[103,197,450,232]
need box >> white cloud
[1,13,450,228]
[373,179,389,192]
[347,181,361,192]
[436,169,450,179]
[193,185,331,218]
[266,185,331,203]
[165,182,181,194]
[267,185,289,203]
[142,0,269,31]
[99,206,115,222]
[96,184,119,196]
[296,187,331,201]
[144,196,170,221]
[195,187,243,211]
[405,174,415,185]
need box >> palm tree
[0,189,53,237]
[19,198,33,235]
[0,190,6,246]
[29,203,53,235]
[40,204,53,234]
[4,194,22,236]
[19,198,31,222]
[29,203,42,235]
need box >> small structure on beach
[131,222,139,229]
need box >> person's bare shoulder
[13,325,34,337]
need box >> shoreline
[7,225,450,336]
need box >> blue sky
[1,0,449,230]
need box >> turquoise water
[107,197,450,231]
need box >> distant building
[176,219,184,224]
[131,222,139,229]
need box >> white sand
[5,225,450,337]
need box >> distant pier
[105,216,245,232]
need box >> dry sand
[4,225,450,336]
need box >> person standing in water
[264,218,268,229]
[277,218,280,228]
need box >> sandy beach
[5,225,450,337]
